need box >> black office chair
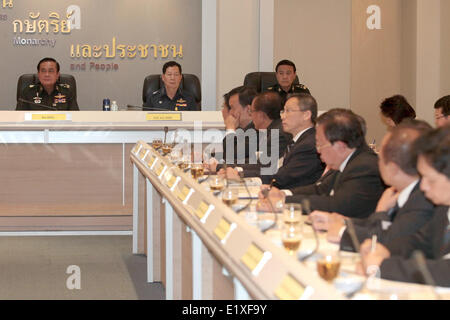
[243,72,299,93]
[16,73,77,103]
[142,74,201,110]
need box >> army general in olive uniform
[16,57,79,111]
[266,59,310,105]
[144,61,197,111]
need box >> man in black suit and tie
[218,91,291,178]
[359,125,450,287]
[310,120,435,250]
[258,108,385,218]
[260,93,324,188]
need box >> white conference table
[132,141,450,300]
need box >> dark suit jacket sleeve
[273,140,323,189]
[380,257,450,287]
[286,163,382,218]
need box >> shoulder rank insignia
[152,90,160,95]
[59,83,70,89]
[267,86,273,90]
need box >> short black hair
[223,86,244,110]
[316,108,365,149]
[162,61,182,74]
[237,86,257,108]
[286,93,318,124]
[382,120,433,176]
[37,57,60,72]
[414,125,450,179]
[275,59,296,73]
[253,91,282,120]
[380,95,416,125]
[434,95,450,116]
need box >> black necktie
[387,202,400,222]
[330,171,342,196]
[282,141,295,166]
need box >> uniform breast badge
[176,98,187,108]
[54,94,66,104]
[33,96,42,104]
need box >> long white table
[131,140,450,300]
[0,110,224,233]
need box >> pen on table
[371,234,377,253]
[262,179,276,199]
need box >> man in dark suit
[220,86,257,165]
[359,126,450,287]
[261,93,324,188]
[218,91,291,178]
[310,120,435,250]
[258,108,385,218]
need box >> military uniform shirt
[266,83,310,105]
[144,86,197,111]
[16,82,79,111]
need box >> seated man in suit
[434,95,450,128]
[358,125,450,287]
[16,57,79,111]
[219,86,257,166]
[143,60,196,111]
[266,59,310,105]
[218,91,291,178]
[220,93,324,189]
[258,108,385,218]
[310,120,435,251]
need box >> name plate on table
[241,243,272,276]
[177,185,194,203]
[274,274,307,300]
[25,113,72,121]
[195,201,214,223]
[132,144,142,155]
[146,113,182,121]
[214,218,236,244]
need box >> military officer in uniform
[266,59,310,105]
[144,61,197,111]
[16,57,79,111]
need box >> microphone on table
[127,104,174,112]
[163,126,168,144]
[412,250,442,300]
[235,170,252,214]
[17,98,59,111]
[261,179,279,234]
[299,198,319,262]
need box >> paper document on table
[228,177,262,187]
[237,186,261,199]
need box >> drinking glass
[209,175,225,192]
[316,250,341,282]
[283,203,302,227]
[222,186,238,207]
[281,223,302,255]
[151,139,163,150]
[190,163,204,180]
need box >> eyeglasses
[316,142,332,151]
[280,109,303,116]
